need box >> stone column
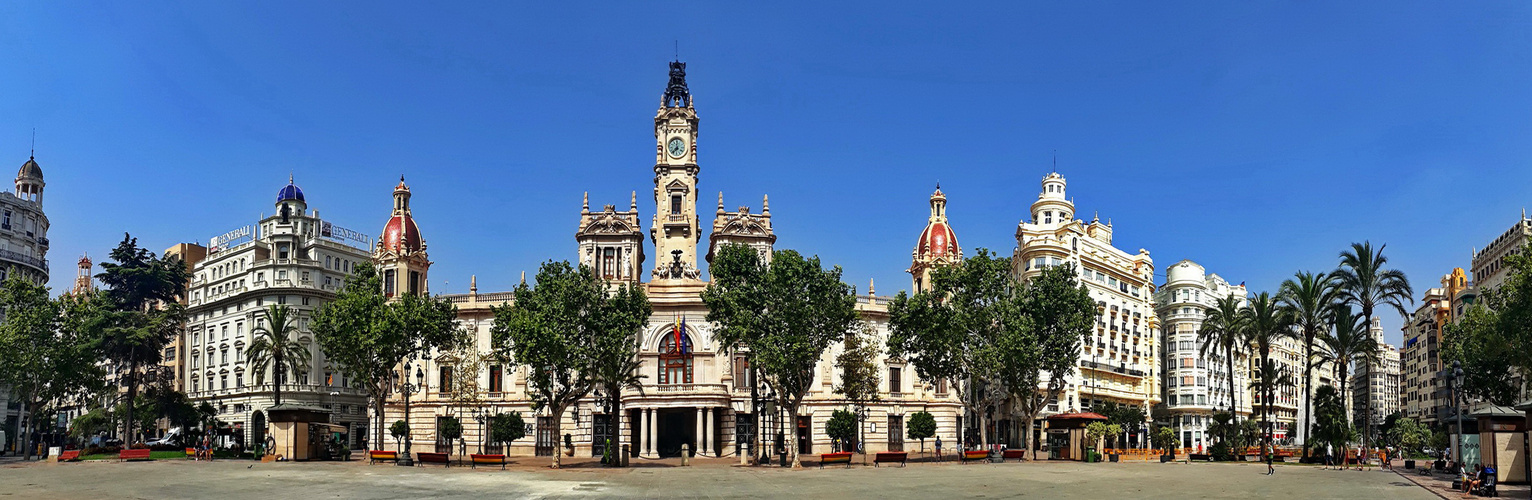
[695,407,704,457]
[648,408,658,457]
[703,407,714,457]
[641,408,652,458]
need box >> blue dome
[277,183,305,202]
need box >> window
[325,256,332,269]
[220,374,227,390]
[302,296,310,306]
[221,350,228,365]
[438,365,453,393]
[325,371,333,386]
[935,378,948,395]
[408,270,421,295]
[888,366,902,394]
[278,295,287,305]
[732,356,751,390]
[670,195,682,214]
[489,365,503,393]
[192,378,199,393]
[1043,211,1053,224]
[301,271,310,282]
[658,333,693,385]
[236,373,244,387]
[384,269,397,296]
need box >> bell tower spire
[651,59,701,280]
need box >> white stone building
[182,179,373,449]
[0,154,49,455]
[1350,317,1401,431]
[1153,260,1250,452]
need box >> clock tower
[652,60,702,280]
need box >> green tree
[1388,417,1431,459]
[704,246,859,468]
[89,234,191,447]
[68,407,112,441]
[584,280,651,466]
[826,409,857,452]
[834,322,881,461]
[906,411,937,454]
[1316,306,1377,436]
[390,420,409,450]
[1333,241,1412,450]
[888,250,1024,451]
[1085,421,1110,454]
[1008,263,1096,459]
[490,411,526,452]
[1279,270,1339,454]
[1241,292,1290,457]
[1442,246,1532,405]
[492,260,654,468]
[1152,425,1180,454]
[0,274,86,459]
[1310,384,1354,459]
[246,305,311,408]
[311,261,460,453]
[1197,295,1247,426]
[1206,411,1236,459]
[439,415,464,448]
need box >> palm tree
[246,304,311,407]
[1241,292,1291,454]
[1316,306,1378,440]
[1197,294,1249,424]
[1248,358,1295,457]
[1333,241,1412,449]
[1278,271,1340,454]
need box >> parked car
[146,428,183,447]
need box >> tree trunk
[1302,340,1313,455]
[787,404,801,468]
[126,359,139,448]
[274,355,284,407]
[374,391,386,452]
[19,400,31,460]
[1024,413,1036,460]
[611,385,624,467]
[550,404,566,469]
[1227,346,1237,424]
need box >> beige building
[0,155,51,453]
[380,61,963,461]
[1012,172,1159,445]
[1351,317,1401,431]
[1471,211,1531,292]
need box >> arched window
[659,332,693,385]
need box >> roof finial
[869,278,875,296]
[717,192,725,214]
[520,270,527,285]
[582,191,589,211]
[470,274,478,294]
[1052,149,1057,173]
[289,172,294,184]
[630,191,637,211]
[762,194,769,214]
[30,128,35,159]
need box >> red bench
[368,450,399,465]
[1001,449,1025,462]
[185,447,197,460]
[470,453,506,470]
[119,449,152,461]
[416,452,450,467]
[961,450,989,464]
[873,451,907,467]
[819,451,853,468]
[57,450,80,462]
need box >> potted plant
[1085,422,1109,464]
[1152,426,1180,463]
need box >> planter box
[1160,454,1174,463]
[1403,460,1415,469]
[1109,453,1119,462]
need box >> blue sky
[2,2,1529,344]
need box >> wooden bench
[873,451,907,467]
[819,451,853,468]
[119,449,152,461]
[469,453,506,470]
[368,450,399,465]
[415,452,450,467]
[1001,449,1025,462]
[57,450,80,462]
[961,450,989,464]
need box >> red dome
[381,215,422,252]
[916,221,959,259]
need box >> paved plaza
[1,457,1441,499]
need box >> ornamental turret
[908,185,963,292]
[375,176,430,297]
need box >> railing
[0,249,46,270]
[652,383,728,394]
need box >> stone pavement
[1392,464,1530,499]
[1,455,1440,499]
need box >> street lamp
[470,406,487,455]
[395,362,424,466]
[1450,360,1464,469]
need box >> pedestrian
[935,436,943,461]
[1323,443,1334,470]
[1264,442,1275,475]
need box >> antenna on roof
[1052,149,1057,173]
[30,128,35,159]
[674,40,679,60]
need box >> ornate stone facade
[379,61,963,461]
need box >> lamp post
[396,362,424,466]
[471,406,487,455]
[1450,360,1464,469]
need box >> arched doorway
[251,411,267,454]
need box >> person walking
[1264,441,1275,475]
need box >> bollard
[621,444,630,467]
[680,444,690,466]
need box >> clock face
[668,137,686,158]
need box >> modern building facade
[1153,260,1250,451]
[380,61,964,461]
[182,179,373,449]
[1012,172,1159,445]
